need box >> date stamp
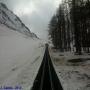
[0,86,22,90]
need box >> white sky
[0,0,62,40]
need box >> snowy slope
[0,3,37,38]
[0,25,44,89]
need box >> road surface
[31,44,63,90]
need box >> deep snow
[0,25,44,90]
[1,23,90,90]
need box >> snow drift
[0,25,44,89]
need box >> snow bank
[0,25,44,89]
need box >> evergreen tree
[48,0,90,54]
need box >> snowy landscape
[0,24,45,90]
[0,1,90,90]
[50,48,90,90]
[0,3,45,89]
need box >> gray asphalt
[31,44,63,90]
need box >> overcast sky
[0,0,62,40]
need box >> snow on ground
[50,48,90,90]
[0,25,45,90]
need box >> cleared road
[31,44,63,90]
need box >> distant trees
[49,5,66,51]
[48,0,90,54]
[49,3,71,52]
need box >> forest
[48,0,90,54]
